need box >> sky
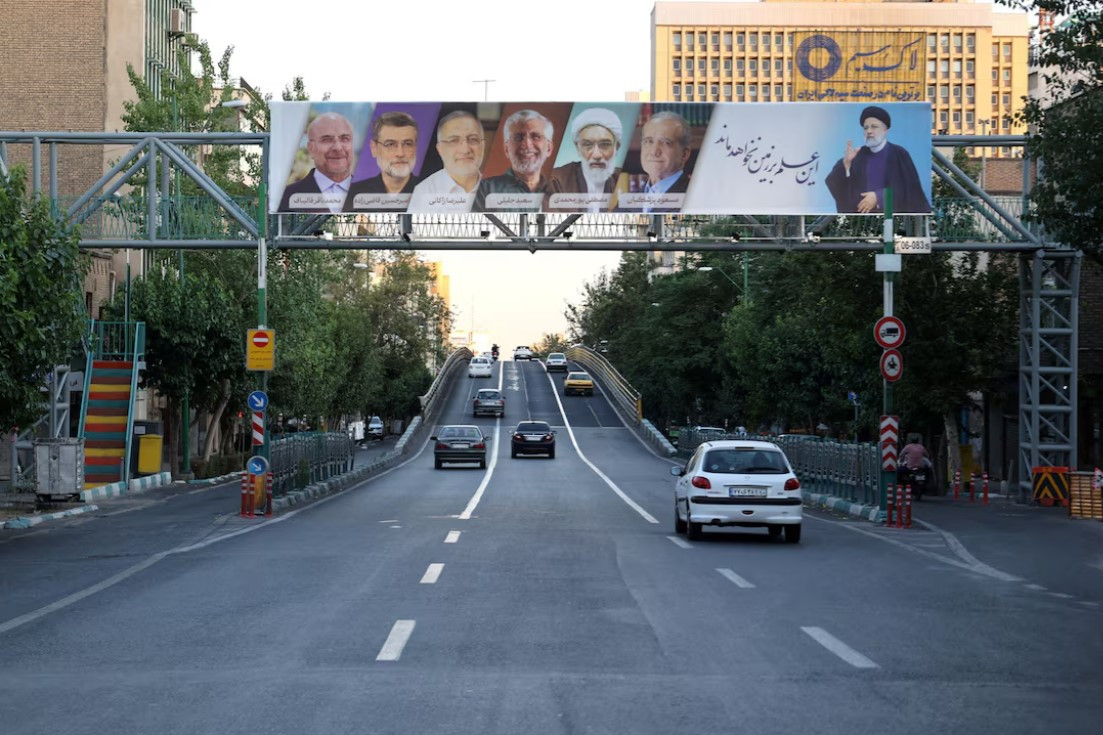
[189,0,1016,351]
[189,0,710,351]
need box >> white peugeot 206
[671,439,803,543]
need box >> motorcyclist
[491,343,500,360]
[897,436,933,498]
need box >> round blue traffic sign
[248,390,269,411]
[246,455,270,476]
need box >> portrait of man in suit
[409,110,486,213]
[344,111,420,212]
[277,112,357,213]
[619,110,692,213]
[473,109,555,213]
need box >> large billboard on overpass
[268,101,932,216]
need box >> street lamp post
[697,261,750,301]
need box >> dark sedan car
[510,421,556,459]
[432,425,488,469]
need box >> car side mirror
[430,436,438,441]
[670,466,685,476]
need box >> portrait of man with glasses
[409,109,487,213]
[344,111,421,212]
[546,107,625,213]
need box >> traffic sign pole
[881,187,895,516]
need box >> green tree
[1003,1,1103,259]
[0,168,89,432]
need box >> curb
[271,449,405,512]
[804,491,884,523]
[187,471,244,486]
[79,471,172,503]
[641,419,677,456]
[2,503,101,530]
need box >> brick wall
[0,0,107,196]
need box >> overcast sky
[189,0,1015,351]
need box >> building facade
[651,0,1030,155]
[0,0,196,318]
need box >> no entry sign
[246,328,275,371]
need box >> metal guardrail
[420,347,473,418]
[269,431,355,497]
[675,430,881,507]
[565,346,641,423]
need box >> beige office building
[651,0,1030,154]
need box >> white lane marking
[517,360,532,416]
[376,620,416,661]
[667,535,692,549]
[801,626,879,669]
[717,568,756,589]
[804,514,1022,583]
[0,436,436,636]
[457,367,504,521]
[1024,583,1047,591]
[445,531,461,544]
[1079,601,1100,608]
[1048,592,1075,599]
[420,563,444,584]
[379,519,399,523]
[546,372,659,524]
[0,552,168,634]
[911,517,1017,580]
[588,402,603,428]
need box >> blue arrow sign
[246,455,269,476]
[248,390,269,412]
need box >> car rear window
[477,391,500,399]
[549,353,565,360]
[472,358,489,365]
[516,422,550,432]
[441,427,482,439]
[703,449,788,474]
[568,372,590,380]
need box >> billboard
[792,31,927,103]
[269,101,932,216]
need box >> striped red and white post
[905,485,912,528]
[252,411,265,446]
[265,471,274,517]
[970,473,976,503]
[886,483,896,526]
[240,473,250,517]
[895,486,904,528]
[983,472,989,506]
[953,469,961,500]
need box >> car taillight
[435,442,448,450]
[785,477,800,491]
[691,476,711,489]
[473,442,486,450]
[544,433,554,440]
[513,434,523,441]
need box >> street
[1,359,1101,734]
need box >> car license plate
[525,436,541,442]
[914,473,926,482]
[453,443,470,449]
[728,486,767,498]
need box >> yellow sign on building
[246,328,275,371]
[793,31,926,103]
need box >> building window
[763,86,771,100]
[966,110,974,124]
[1003,68,1011,81]
[763,62,770,78]
[723,83,732,97]
[966,85,975,100]
[774,84,782,98]
[966,59,975,78]
[749,59,757,75]
[711,33,720,51]
[685,88,693,100]
[940,110,948,124]
[711,57,720,73]
[685,61,693,78]
[698,84,706,97]
[1001,146,1011,155]
[1002,117,1010,130]
[736,32,745,50]
[940,86,949,100]
[992,44,999,59]
[775,33,783,48]
[708,84,717,99]
[786,83,792,97]
[952,110,961,124]
[686,34,694,51]
[1002,93,1011,106]
[737,58,745,77]
[992,93,998,106]
[698,32,706,47]
[750,33,758,50]
[940,59,949,78]
[927,85,935,99]
[724,58,732,76]
[750,84,758,99]
[953,59,962,78]
[673,58,681,76]
[927,60,936,77]
[992,68,998,81]
[927,34,936,50]
[1003,43,1011,59]
[724,32,732,50]
[763,34,770,51]
[736,83,744,97]
[953,34,963,51]
[673,84,680,97]
[775,59,783,75]
[940,34,949,51]
[967,33,975,50]
[673,32,681,50]
[953,85,962,101]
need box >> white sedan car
[468,356,493,378]
[671,439,802,543]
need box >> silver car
[432,425,488,469]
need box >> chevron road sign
[880,415,900,471]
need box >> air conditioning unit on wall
[169,8,185,36]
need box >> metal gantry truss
[0,130,1083,489]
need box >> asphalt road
[1,358,1101,734]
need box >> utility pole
[472,79,495,101]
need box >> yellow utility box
[137,434,163,475]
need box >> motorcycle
[897,461,933,501]
[491,344,500,361]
